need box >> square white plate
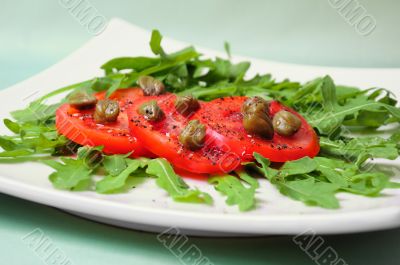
[1,18,400,236]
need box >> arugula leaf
[252,152,275,180]
[123,46,200,87]
[278,178,340,209]
[320,135,399,165]
[149,29,165,56]
[277,157,317,178]
[313,157,353,187]
[96,158,146,194]
[101,57,160,73]
[343,172,389,196]
[253,153,316,180]
[11,102,60,123]
[0,149,35,157]
[302,76,400,135]
[0,136,17,151]
[254,152,393,208]
[3,119,20,134]
[237,170,260,189]
[224,42,231,59]
[209,174,257,211]
[44,157,94,190]
[102,154,129,176]
[254,153,339,208]
[146,158,212,204]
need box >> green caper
[94,99,120,123]
[241,96,270,116]
[138,100,164,122]
[68,91,97,109]
[272,110,301,136]
[175,95,200,116]
[242,97,274,139]
[243,112,274,139]
[179,120,206,150]
[138,75,165,96]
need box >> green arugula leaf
[253,152,392,208]
[3,119,20,134]
[11,102,60,123]
[320,75,337,111]
[254,154,339,208]
[224,41,231,59]
[237,170,260,189]
[44,157,95,190]
[150,29,165,57]
[277,156,317,177]
[253,152,275,180]
[304,77,400,135]
[101,57,160,73]
[146,158,212,204]
[0,136,17,151]
[278,178,340,209]
[105,76,124,97]
[102,154,129,176]
[209,174,256,211]
[96,158,148,194]
[320,135,399,165]
[343,172,389,196]
[313,157,352,187]
[0,149,35,157]
[253,153,316,180]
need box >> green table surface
[1,1,400,264]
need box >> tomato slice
[56,88,151,157]
[195,97,320,162]
[127,94,242,174]
[127,94,319,174]
[173,167,209,181]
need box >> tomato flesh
[127,94,241,174]
[56,88,151,157]
[128,95,319,174]
[196,97,320,162]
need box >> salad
[1,30,400,211]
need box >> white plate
[1,18,400,236]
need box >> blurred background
[1,0,400,90]
[1,1,400,264]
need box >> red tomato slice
[173,167,209,181]
[196,97,320,162]
[56,88,151,157]
[127,94,242,174]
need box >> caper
[83,149,104,167]
[138,75,165,96]
[241,97,274,139]
[94,99,120,123]
[243,112,274,139]
[272,110,301,136]
[175,95,200,116]
[138,100,164,122]
[68,91,97,109]
[241,96,270,116]
[179,120,206,150]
